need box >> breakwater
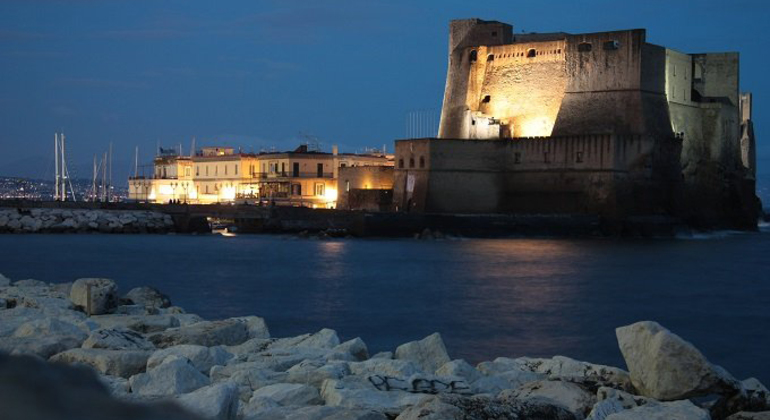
[1,274,768,420]
[0,207,174,234]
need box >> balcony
[253,172,334,179]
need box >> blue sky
[0,0,767,181]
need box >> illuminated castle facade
[394,19,758,229]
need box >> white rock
[231,316,270,340]
[242,405,388,420]
[147,344,233,373]
[70,278,118,315]
[285,359,351,387]
[148,319,250,348]
[250,382,322,406]
[90,314,180,333]
[98,374,130,396]
[320,376,433,416]
[436,359,482,383]
[125,286,171,309]
[471,369,546,394]
[50,348,150,378]
[349,358,423,378]
[604,400,710,420]
[13,317,87,340]
[177,382,240,420]
[335,337,369,361]
[616,321,739,400]
[491,356,633,391]
[129,355,210,396]
[586,387,653,420]
[82,328,155,351]
[500,380,595,419]
[0,273,11,287]
[394,333,450,374]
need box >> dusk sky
[1,0,767,182]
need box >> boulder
[13,279,48,288]
[500,380,595,419]
[471,369,544,394]
[349,358,423,378]
[82,328,155,351]
[394,333,450,374]
[0,335,86,359]
[250,383,322,406]
[230,316,270,340]
[435,359,482,383]
[125,287,172,309]
[70,278,118,315]
[483,356,632,391]
[91,314,181,333]
[320,376,433,416]
[147,344,232,373]
[148,319,250,348]
[616,321,740,400]
[129,355,210,396]
[586,387,652,420]
[0,273,10,287]
[49,348,151,378]
[13,317,87,341]
[285,359,351,387]
[269,329,339,350]
[335,337,369,361]
[603,400,710,420]
[176,382,240,420]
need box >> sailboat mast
[60,133,66,201]
[92,155,97,202]
[108,142,113,202]
[54,133,59,201]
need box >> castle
[393,19,758,229]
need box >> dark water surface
[1,231,769,384]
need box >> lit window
[315,183,325,196]
[345,180,350,192]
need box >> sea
[1,229,769,384]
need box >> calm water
[1,231,769,384]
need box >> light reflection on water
[0,233,768,384]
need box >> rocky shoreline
[1,274,769,420]
[0,207,175,234]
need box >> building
[337,166,395,211]
[394,19,758,229]
[129,145,391,208]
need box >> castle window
[576,151,584,163]
[482,95,491,103]
[469,50,477,63]
[604,40,620,50]
[487,54,494,62]
[345,180,350,192]
[527,49,536,58]
[514,152,522,164]
[492,31,497,37]
[557,49,562,53]
[578,43,592,52]
[196,166,199,176]
[419,156,425,168]
[398,159,404,168]
[409,158,415,168]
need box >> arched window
[409,158,415,168]
[419,156,425,168]
[487,54,494,62]
[527,49,536,58]
[469,50,477,63]
[398,159,404,169]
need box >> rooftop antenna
[108,141,113,202]
[134,146,139,178]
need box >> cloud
[55,77,149,89]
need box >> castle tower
[438,19,512,138]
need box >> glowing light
[220,186,236,201]
[158,185,174,195]
[324,187,338,202]
[518,117,553,137]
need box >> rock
[0,353,202,420]
[349,358,423,378]
[471,369,545,394]
[269,329,339,350]
[250,383,322,406]
[13,317,87,341]
[603,400,710,420]
[244,406,388,420]
[98,374,131,396]
[726,413,770,420]
[483,356,632,391]
[436,359,482,383]
[231,316,270,340]
[500,380,595,419]
[395,333,450,374]
[285,359,351,387]
[586,387,652,420]
[90,314,181,333]
[718,377,770,418]
[0,335,86,359]
[371,351,393,359]
[49,348,151,378]
[13,279,48,288]
[226,338,273,356]
[616,321,740,400]
[129,355,210,396]
[125,287,172,309]
[0,273,10,287]
[147,344,232,373]
[395,394,578,420]
[177,382,240,420]
[148,319,250,348]
[82,328,155,351]
[70,278,118,315]
[320,376,434,416]
[335,337,369,361]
